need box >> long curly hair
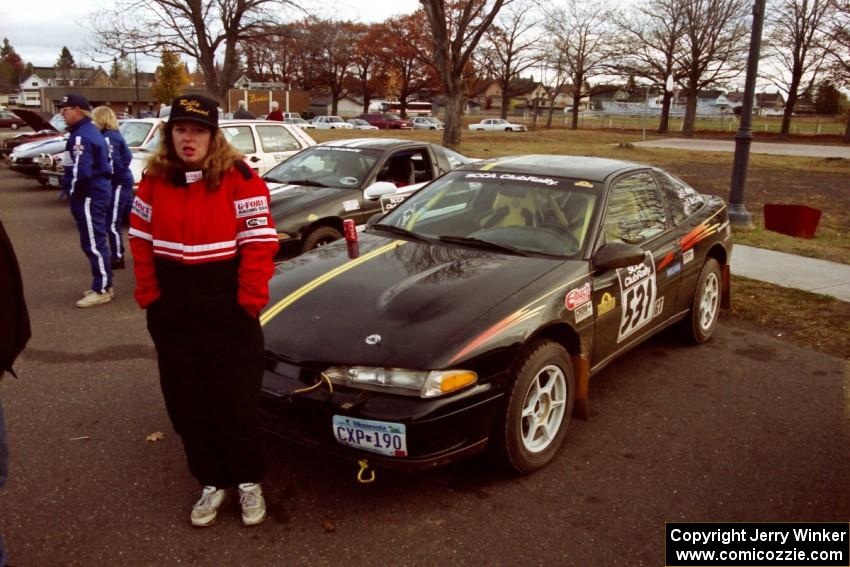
[145,123,243,190]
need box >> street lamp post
[728,0,767,227]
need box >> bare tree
[762,0,834,137]
[310,20,358,115]
[90,0,298,103]
[539,39,569,128]
[678,0,750,136]
[350,24,386,113]
[477,4,543,119]
[612,0,686,133]
[544,1,616,130]
[822,0,850,141]
[419,0,511,147]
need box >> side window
[256,125,300,152]
[604,173,667,245]
[222,126,256,154]
[655,171,705,222]
[409,149,434,183]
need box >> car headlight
[324,366,477,398]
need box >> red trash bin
[763,203,822,239]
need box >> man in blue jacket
[58,94,113,307]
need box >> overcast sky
[0,0,421,72]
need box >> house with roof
[18,66,113,107]
[726,91,787,116]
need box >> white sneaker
[238,483,267,526]
[190,486,227,527]
[76,290,112,308]
[80,288,114,298]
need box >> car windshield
[374,170,600,258]
[120,121,154,148]
[386,114,402,120]
[139,129,161,152]
[263,145,381,189]
[49,114,67,132]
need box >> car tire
[499,340,574,475]
[505,127,512,131]
[302,225,343,252]
[683,257,721,344]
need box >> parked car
[257,155,732,473]
[39,118,163,189]
[282,117,317,130]
[9,136,68,183]
[312,116,354,130]
[0,109,66,159]
[346,118,379,131]
[358,113,412,130]
[261,138,474,255]
[123,119,316,187]
[282,112,302,120]
[411,116,445,130]
[468,118,528,132]
[0,110,27,130]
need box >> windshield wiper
[370,223,431,243]
[437,235,528,256]
[278,179,328,187]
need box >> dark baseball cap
[57,94,91,110]
[168,94,218,130]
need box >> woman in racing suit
[129,95,278,528]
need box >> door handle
[249,156,261,162]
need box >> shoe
[76,290,112,308]
[111,258,126,270]
[190,486,227,527]
[238,483,267,526]
[80,288,114,299]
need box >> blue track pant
[107,177,134,261]
[70,190,113,293]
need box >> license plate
[332,415,407,457]
[48,176,59,187]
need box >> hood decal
[260,240,406,326]
[447,276,584,365]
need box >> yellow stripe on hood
[260,240,406,326]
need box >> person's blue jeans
[0,396,8,567]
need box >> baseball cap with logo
[168,94,219,130]
[56,94,92,110]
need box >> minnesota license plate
[332,415,407,457]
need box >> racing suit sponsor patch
[235,196,269,218]
[246,217,268,228]
[132,196,152,222]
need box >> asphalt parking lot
[0,163,848,566]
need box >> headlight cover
[324,366,477,398]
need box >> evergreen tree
[814,81,840,115]
[152,50,189,104]
[0,37,24,85]
[56,46,76,70]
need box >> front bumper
[258,361,505,471]
[8,157,41,176]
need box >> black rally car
[261,138,474,256]
[258,155,732,474]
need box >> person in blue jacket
[92,106,135,270]
[58,94,114,307]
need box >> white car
[40,118,164,188]
[411,116,445,130]
[282,117,317,129]
[467,118,528,132]
[312,116,354,130]
[127,120,317,186]
[346,118,379,130]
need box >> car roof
[319,138,429,151]
[457,154,646,182]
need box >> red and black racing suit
[129,162,277,488]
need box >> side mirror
[592,242,646,271]
[364,181,399,201]
[366,213,384,229]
